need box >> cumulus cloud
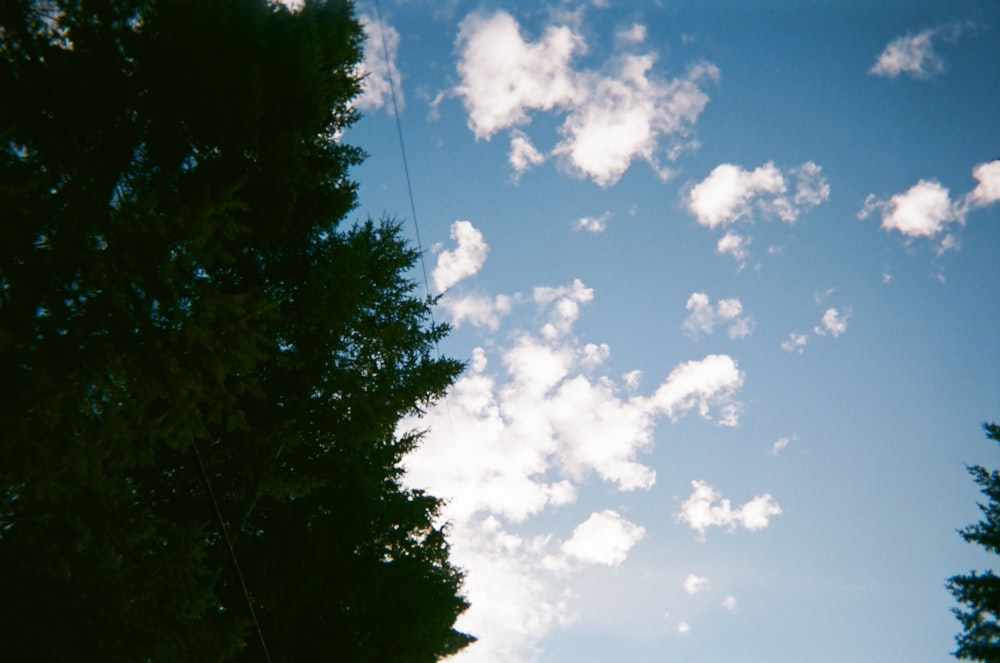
[649,355,744,426]
[677,621,691,634]
[966,160,1000,208]
[356,15,403,112]
[454,11,719,186]
[687,161,830,228]
[859,161,1000,253]
[870,22,980,80]
[683,573,709,595]
[432,220,489,292]
[574,211,612,233]
[860,180,959,239]
[676,480,782,541]
[401,285,746,658]
[722,596,737,611]
[561,510,646,567]
[814,307,850,337]
[682,293,754,340]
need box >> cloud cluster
[857,160,1000,253]
[574,211,612,233]
[402,229,748,659]
[687,161,830,265]
[356,14,403,112]
[781,307,850,354]
[870,22,979,79]
[454,10,719,186]
[676,480,782,541]
[688,161,830,228]
[682,293,754,340]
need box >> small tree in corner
[949,422,1000,661]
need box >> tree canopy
[0,1,471,660]
[949,422,1000,661]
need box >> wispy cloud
[574,211,612,233]
[770,435,795,455]
[870,22,983,79]
[356,14,403,112]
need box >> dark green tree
[0,1,471,661]
[949,422,1000,661]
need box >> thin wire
[193,440,273,663]
[37,30,274,659]
[372,0,475,557]
[372,0,431,299]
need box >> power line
[193,440,273,663]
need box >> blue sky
[342,1,1000,661]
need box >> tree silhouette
[949,422,1000,661]
[0,1,471,660]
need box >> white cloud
[574,211,612,233]
[441,293,514,330]
[683,573,709,595]
[859,161,1000,253]
[509,129,547,177]
[687,161,830,228]
[770,435,794,455]
[445,517,577,663]
[561,510,646,567]
[780,332,808,354]
[965,160,1000,208]
[682,293,754,340]
[676,480,782,541]
[677,621,691,634]
[722,596,737,611]
[860,180,959,239]
[454,11,719,186]
[649,355,744,426]
[616,23,647,44]
[688,162,784,228]
[455,11,583,140]
[553,57,718,186]
[814,307,850,338]
[432,220,489,293]
[870,23,979,80]
[400,271,747,660]
[716,231,751,266]
[356,15,403,112]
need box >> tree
[0,1,472,660]
[949,422,1000,661]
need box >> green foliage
[0,1,471,660]
[949,423,1000,661]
